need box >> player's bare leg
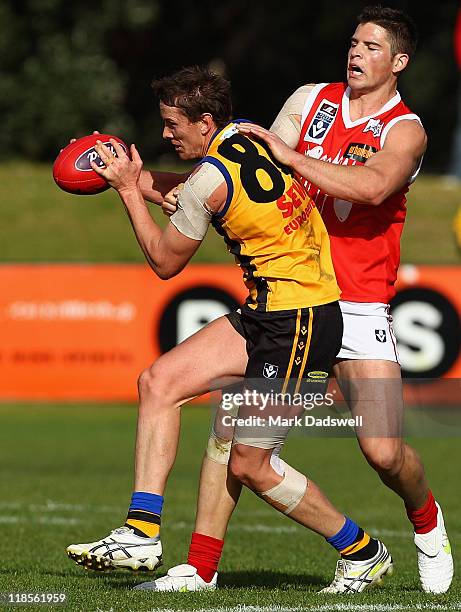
[227,442,393,594]
[134,317,246,494]
[193,391,245,538]
[135,384,246,590]
[230,443,347,536]
[334,358,453,593]
[67,315,248,572]
[194,457,242,539]
[334,359,428,508]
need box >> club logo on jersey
[375,329,387,343]
[263,363,279,379]
[305,100,339,144]
[345,143,378,164]
[363,118,385,138]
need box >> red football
[53,134,128,195]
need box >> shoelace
[111,527,131,536]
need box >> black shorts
[226,302,343,395]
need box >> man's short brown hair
[151,65,232,128]
[358,5,418,58]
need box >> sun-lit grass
[402,174,461,264]
[0,404,459,611]
[0,162,459,264]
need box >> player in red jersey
[139,6,453,594]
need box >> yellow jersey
[203,122,340,311]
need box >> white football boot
[319,540,393,594]
[66,526,162,571]
[134,563,217,591]
[414,502,453,594]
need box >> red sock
[187,532,224,583]
[406,490,438,534]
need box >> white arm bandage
[170,162,225,241]
[270,85,313,147]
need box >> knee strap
[205,398,239,465]
[206,432,232,465]
[259,463,307,515]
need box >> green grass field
[0,162,460,264]
[0,403,459,611]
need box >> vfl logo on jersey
[263,363,279,379]
[305,99,339,144]
[363,118,385,138]
[375,329,387,343]
[345,143,378,164]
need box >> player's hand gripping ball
[53,134,128,195]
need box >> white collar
[342,86,401,128]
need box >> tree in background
[0,0,459,174]
[0,0,158,158]
[450,5,461,177]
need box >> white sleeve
[379,114,424,183]
[270,85,313,148]
[170,162,224,241]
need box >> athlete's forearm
[237,122,388,206]
[139,169,189,204]
[287,151,386,206]
[118,187,168,276]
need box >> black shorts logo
[375,329,387,343]
[307,370,329,380]
[263,363,279,378]
[345,143,378,164]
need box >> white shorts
[337,300,400,363]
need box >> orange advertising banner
[0,264,245,401]
[395,265,461,378]
[394,265,461,404]
[0,264,459,401]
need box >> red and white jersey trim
[340,87,402,128]
[380,113,424,183]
